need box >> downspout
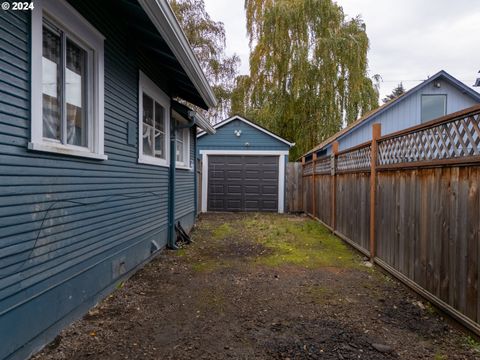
[193,133,198,217]
[167,109,196,250]
[168,107,178,250]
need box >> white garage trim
[197,115,295,147]
[199,150,288,213]
[199,150,289,156]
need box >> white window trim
[199,150,289,213]
[175,126,191,170]
[30,0,106,160]
[138,71,170,167]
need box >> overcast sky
[203,0,480,101]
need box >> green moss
[305,285,333,304]
[434,354,447,360]
[249,217,361,269]
[463,335,480,353]
[191,260,220,273]
[212,223,233,240]
[176,248,187,257]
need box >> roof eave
[190,111,216,134]
[197,115,295,147]
[138,0,217,109]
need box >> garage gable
[197,116,294,155]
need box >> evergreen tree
[382,82,406,103]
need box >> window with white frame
[138,72,170,166]
[175,126,190,168]
[30,0,105,160]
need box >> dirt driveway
[33,213,480,359]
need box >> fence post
[312,153,317,218]
[301,156,306,213]
[370,124,381,260]
[331,142,338,230]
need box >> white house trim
[278,155,285,213]
[197,115,295,147]
[30,0,105,159]
[138,71,171,167]
[199,150,289,156]
[199,149,288,213]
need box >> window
[421,94,446,123]
[138,72,170,166]
[175,127,190,169]
[30,0,105,159]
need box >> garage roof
[197,115,295,147]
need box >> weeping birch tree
[170,0,240,123]
[232,0,379,158]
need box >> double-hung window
[138,72,170,166]
[30,0,105,159]
[175,126,190,169]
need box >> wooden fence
[301,104,480,335]
[286,162,303,212]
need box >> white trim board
[199,150,289,156]
[197,115,295,147]
[200,150,287,214]
[30,0,105,160]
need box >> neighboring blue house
[197,115,294,213]
[305,70,480,157]
[0,1,216,359]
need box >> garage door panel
[262,185,277,194]
[227,184,242,194]
[207,155,279,212]
[209,199,225,211]
[244,185,260,194]
[261,200,277,211]
[227,170,243,179]
[245,170,260,177]
[226,199,242,211]
[210,170,225,179]
[210,184,225,195]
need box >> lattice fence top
[336,145,372,172]
[314,156,330,174]
[303,161,313,175]
[378,112,480,165]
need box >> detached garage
[197,115,294,213]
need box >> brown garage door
[207,155,278,212]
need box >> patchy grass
[304,285,334,304]
[245,215,362,269]
[463,335,480,353]
[212,223,233,240]
[191,259,224,273]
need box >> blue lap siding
[197,119,289,155]
[0,2,199,359]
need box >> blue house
[305,70,480,157]
[197,115,294,213]
[0,1,216,359]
